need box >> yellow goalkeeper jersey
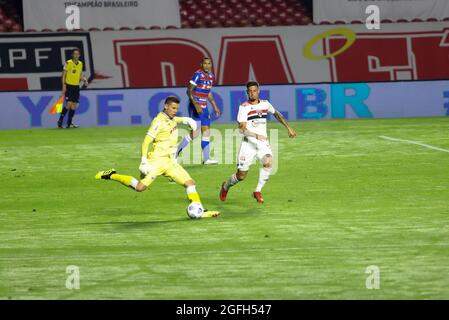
[146,112,183,159]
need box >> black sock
[58,108,68,123]
[67,109,76,126]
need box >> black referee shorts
[65,84,80,103]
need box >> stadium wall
[313,0,449,23]
[0,80,448,129]
[22,0,181,30]
[1,22,449,91]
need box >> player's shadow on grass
[85,206,261,230]
[86,217,190,228]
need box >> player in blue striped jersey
[176,57,221,165]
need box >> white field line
[379,136,449,153]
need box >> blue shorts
[188,102,210,127]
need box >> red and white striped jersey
[237,99,276,137]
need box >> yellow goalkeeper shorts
[140,157,192,187]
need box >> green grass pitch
[1,117,448,299]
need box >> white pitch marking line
[379,135,449,153]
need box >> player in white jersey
[219,81,297,203]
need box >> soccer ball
[186,202,204,219]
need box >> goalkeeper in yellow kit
[95,96,219,219]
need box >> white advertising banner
[22,0,181,30]
[313,0,449,23]
[1,22,449,91]
[1,80,448,129]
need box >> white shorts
[237,136,272,171]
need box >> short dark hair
[164,96,180,105]
[246,81,259,89]
[202,57,211,62]
[72,48,81,56]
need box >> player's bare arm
[239,122,267,141]
[208,92,221,116]
[273,110,296,138]
[61,69,67,94]
[81,73,89,87]
[187,83,203,114]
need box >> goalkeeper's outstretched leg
[96,168,194,194]
[95,169,145,192]
[95,169,219,218]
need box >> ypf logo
[0,33,94,91]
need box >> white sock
[201,136,210,161]
[177,135,192,156]
[186,185,197,195]
[255,167,271,192]
[224,173,239,191]
[130,177,139,190]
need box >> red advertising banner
[1,22,448,91]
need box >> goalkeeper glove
[139,157,151,175]
[181,117,197,131]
